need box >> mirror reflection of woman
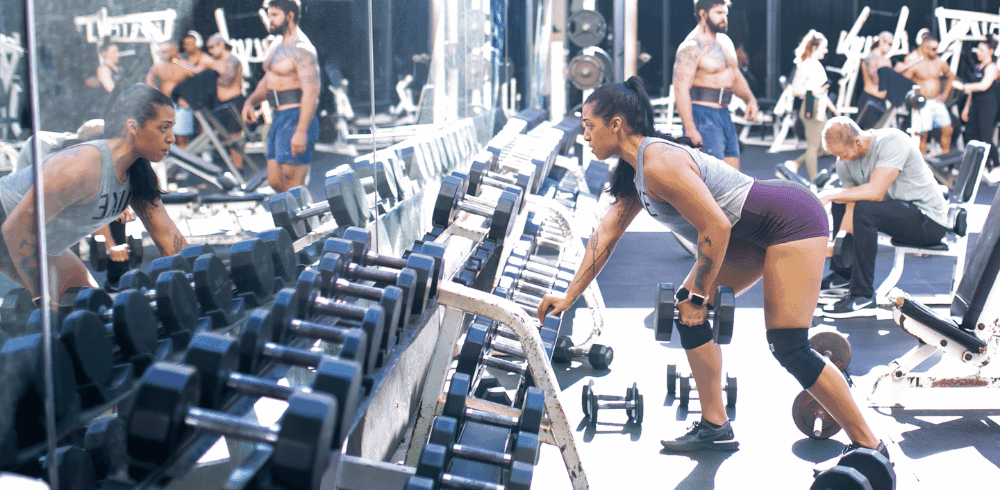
[953,35,999,173]
[0,84,188,306]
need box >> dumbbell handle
[295,200,331,221]
[227,371,296,400]
[309,291,370,320]
[597,399,638,409]
[813,413,824,438]
[185,406,278,444]
[345,262,399,285]
[456,199,497,221]
[360,251,407,271]
[440,473,503,490]
[448,442,515,467]
[511,291,541,307]
[481,353,526,376]
[463,406,519,430]
[288,317,352,343]
[595,394,624,401]
[262,342,322,368]
[326,280,386,305]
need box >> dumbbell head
[270,191,308,240]
[8,317,80,422]
[71,288,158,360]
[119,269,201,338]
[238,309,276,373]
[325,166,364,228]
[432,174,517,245]
[428,416,540,465]
[258,228,298,284]
[837,447,895,490]
[0,288,34,335]
[229,238,276,304]
[443,372,544,434]
[83,414,127,481]
[626,383,643,424]
[40,445,97,490]
[58,310,114,390]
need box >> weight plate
[568,54,605,90]
[791,389,841,439]
[655,283,675,342]
[714,286,736,345]
[810,331,852,372]
[582,380,593,418]
[567,9,607,48]
[667,364,677,397]
[726,375,737,408]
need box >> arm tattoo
[694,238,716,293]
[616,197,639,229]
[219,58,240,86]
[295,47,320,87]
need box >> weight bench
[165,146,268,195]
[869,183,1000,408]
[874,140,989,305]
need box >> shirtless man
[181,31,214,72]
[857,31,894,127]
[242,0,320,193]
[672,0,758,170]
[898,34,956,154]
[146,41,196,148]
[207,34,246,169]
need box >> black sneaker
[660,420,740,452]
[843,440,891,462]
[820,272,849,290]
[821,295,877,318]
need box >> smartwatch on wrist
[675,287,706,307]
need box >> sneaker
[821,295,877,318]
[660,420,740,452]
[820,272,849,290]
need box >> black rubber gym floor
[528,143,1000,489]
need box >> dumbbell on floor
[791,331,852,439]
[667,364,737,409]
[409,445,533,490]
[552,336,613,370]
[296,269,390,369]
[184,331,361,448]
[89,234,143,272]
[127,362,337,490]
[654,283,736,344]
[812,446,895,490]
[433,173,519,245]
[581,379,643,425]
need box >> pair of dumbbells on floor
[405,372,543,490]
[666,364,738,410]
[582,380,643,426]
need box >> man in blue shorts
[898,34,956,155]
[672,0,758,169]
[242,0,320,193]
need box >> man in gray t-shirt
[816,117,949,318]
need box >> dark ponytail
[105,84,169,210]
[586,76,696,200]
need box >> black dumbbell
[444,372,545,436]
[666,364,737,409]
[0,287,34,336]
[178,238,276,307]
[316,250,417,333]
[812,446,895,490]
[126,362,337,490]
[257,227,299,285]
[2,324,81,431]
[552,336,613,370]
[147,254,245,326]
[238,308,368,378]
[581,379,643,425]
[468,157,534,208]
[792,331,852,440]
[430,414,539,464]
[66,288,159,362]
[89,234,143,271]
[83,414,127,481]
[831,232,854,271]
[499,264,570,296]
[295,269,389,368]
[654,283,736,344]
[57,310,137,407]
[184,331,361,447]
[270,170,364,238]
[433,173,519,245]
[116,269,204,340]
[470,314,561,361]
[410,445,533,490]
[39,445,97,490]
[506,250,577,284]
[329,226,445,304]
[456,322,553,386]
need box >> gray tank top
[0,140,131,255]
[633,137,754,243]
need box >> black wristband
[676,287,706,307]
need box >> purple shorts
[730,179,829,249]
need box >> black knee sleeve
[766,329,826,388]
[675,318,714,350]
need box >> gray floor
[529,145,1000,489]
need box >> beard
[268,20,287,36]
[707,18,728,34]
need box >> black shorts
[213,95,247,134]
[730,179,829,249]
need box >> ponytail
[590,76,696,200]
